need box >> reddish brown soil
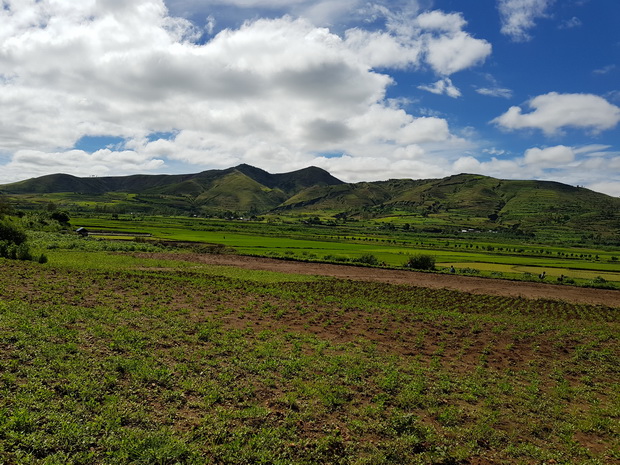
[162,253,620,308]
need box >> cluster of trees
[0,217,44,261]
[0,197,71,263]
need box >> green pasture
[71,215,620,285]
[44,243,620,285]
[440,262,620,284]
[43,249,319,283]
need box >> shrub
[50,210,70,224]
[1,242,32,260]
[0,240,8,258]
[459,267,480,275]
[0,219,27,245]
[15,243,32,261]
[353,254,380,266]
[404,254,436,271]
[0,219,44,263]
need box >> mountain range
[1,164,619,240]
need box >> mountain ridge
[1,165,619,240]
[0,164,344,196]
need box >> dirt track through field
[168,253,620,308]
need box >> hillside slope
[277,173,620,239]
[1,167,619,240]
[0,164,344,212]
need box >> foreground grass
[0,252,619,464]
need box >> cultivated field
[72,215,620,288]
[1,245,618,464]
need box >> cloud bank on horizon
[0,0,619,195]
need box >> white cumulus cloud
[0,1,492,184]
[415,10,466,32]
[343,28,422,69]
[453,144,620,196]
[492,92,620,135]
[424,30,491,75]
[418,78,461,98]
[523,145,575,167]
[344,9,491,74]
[497,0,554,42]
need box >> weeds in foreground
[0,254,618,464]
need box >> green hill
[275,173,620,240]
[0,165,345,214]
[1,166,619,241]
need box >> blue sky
[0,0,619,195]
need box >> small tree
[0,219,27,245]
[15,243,32,261]
[404,254,436,271]
[51,210,71,225]
[0,218,38,262]
[0,195,15,217]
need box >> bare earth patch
[147,253,620,308]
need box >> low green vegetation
[3,188,619,289]
[0,244,618,464]
[1,194,619,463]
[65,214,620,288]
